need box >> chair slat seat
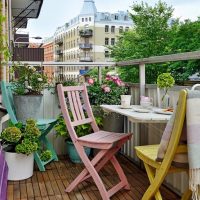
[78,131,132,149]
[135,145,186,173]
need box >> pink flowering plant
[10,64,48,95]
[87,74,128,105]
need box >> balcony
[79,29,93,37]
[55,38,63,45]
[79,56,93,62]
[3,51,200,200]
[56,49,63,55]
[79,43,93,49]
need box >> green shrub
[40,150,52,162]
[157,73,175,89]
[15,139,38,155]
[1,127,22,143]
[0,119,41,155]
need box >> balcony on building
[79,56,93,62]
[79,29,93,37]
[79,43,93,49]
[55,38,63,45]
[56,49,63,55]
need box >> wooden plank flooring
[7,155,180,200]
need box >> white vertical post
[139,63,145,97]
[98,66,102,84]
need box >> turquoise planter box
[66,141,91,163]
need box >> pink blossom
[115,79,122,86]
[105,74,111,81]
[87,78,94,85]
[101,84,107,89]
[103,86,111,93]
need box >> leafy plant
[40,150,52,162]
[1,127,22,143]
[10,64,48,95]
[87,75,128,106]
[0,119,41,155]
[157,73,175,89]
[15,139,38,155]
[157,73,175,101]
[54,114,103,141]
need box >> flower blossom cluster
[105,74,125,87]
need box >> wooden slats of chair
[62,85,84,92]
[75,90,85,119]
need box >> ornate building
[44,0,133,80]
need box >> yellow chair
[135,90,192,200]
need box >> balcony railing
[55,38,63,45]
[79,29,93,37]
[79,56,93,62]
[79,43,93,49]
[56,49,63,55]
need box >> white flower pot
[5,152,34,181]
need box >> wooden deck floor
[7,155,180,200]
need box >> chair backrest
[159,89,187,169]
[57,84,99,142]
[1,81,18,124]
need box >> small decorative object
[10,64,48,123]
[140,96,153,108]
[157,73,175,108]
[0,119,41,180]
[121,95,132,108]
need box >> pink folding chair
[57,84,132,200]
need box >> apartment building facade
[42,37,54,82]
[43,0,133,81]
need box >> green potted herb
[157,73,175,108]
[54,114,103,163]
[0,119,41,180]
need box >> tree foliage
[110,1,200,83]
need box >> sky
[24,0,200,42]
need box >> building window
[89,17,91,21]
[105,38,109,45]
[105,25,109,33]
[105,51,109,58]
[85,18,88,22]
[82,18,84,22]
[119,26,123,33]
[115,15,118,20]
[111,38,115,45]
[124,15,128,21]
[111,26,115,33]
[125,27,129,32]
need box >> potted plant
[9,64,48,123]
[87,74,128,132]
[54,114,103,163]
[0,119,41,180]
[157,73,175,108]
